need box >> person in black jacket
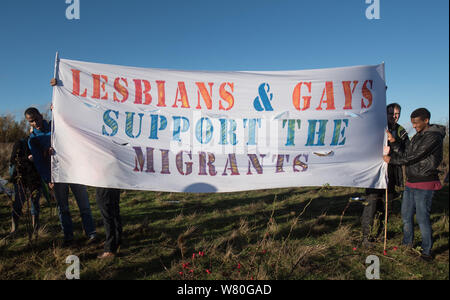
[361,103,409,247]
[384,108,446,261]
[386,103,409,197]
[9,137,42,233]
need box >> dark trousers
[12,183,41,222]
[96,188,122,253]
[361,189,385,239]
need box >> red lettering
[156,80,166,107]
[133,79,152,105]
[292,82,312,111]
[195,82,214,110]
[113,78,129,103]
[316,81,335,110]
[361,80,373,109]
[71,69,87,97]
[92,74,108,100]
[219,82,234,111]
[342,81,358,110]
[172,82,190,108]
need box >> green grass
[0,184,448,280]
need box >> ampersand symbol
[253,83,274,111]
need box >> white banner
[51,58,387,192]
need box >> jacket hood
[426,124,447,139]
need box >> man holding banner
[52,78,123,258]
[25,106,97,245]
[360,103,409,247]
[384,108,446,261]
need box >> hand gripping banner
[51,57,387,193]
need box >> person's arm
[8,141,21,178]
[398,126,409,143]
[397,126,410,152]
[389,133,441,166]
[388,127,410,154]
[28,136,51,183]
[9,141,20,166]
[50,78,57,86]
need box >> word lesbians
[71,69,235,111]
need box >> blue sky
[0,0,448,132]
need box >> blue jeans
[12,183,41,219]
[401,186,434,255]
[54,183,96,240]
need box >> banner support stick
[383,188,388,254]
[50,51,59,183]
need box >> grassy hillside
[0,184,448,280]
[0,143,13,177]
[0,132,448,280]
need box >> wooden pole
[383,188,388,254]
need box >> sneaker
[97,252,115,259]
[86,235,98,245]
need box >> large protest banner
[51,57,387,193]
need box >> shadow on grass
[119,187,305,227]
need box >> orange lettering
[292,82,312,111]
[133,79,152,105]
[71,69,87,97]
[113,78,129,103]
[195,82,214,110]
[316,81,335,110]
[361,80,373,109]
[219,82,234,111]
[342,81,358,110]
[92,74,108,100]
[172,82,190,108]
[156,80,166,107]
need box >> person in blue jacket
[25,107,97,245]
